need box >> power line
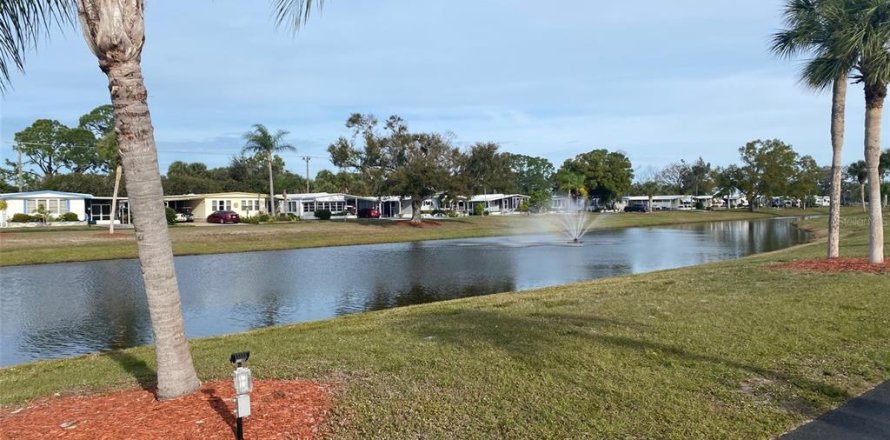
[2,141,330,161]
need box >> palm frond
[272,130,296,152]
[801,55,850,89]
[271,0,324,32]
[773,0,862,90]
[243,124,295,155]
[0,0,75,92]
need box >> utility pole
[17,148,23,192]
[301,156,311,193]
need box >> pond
[0,217,809,366]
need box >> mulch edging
[769,257,890,274]
[0,380,331,439]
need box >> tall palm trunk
[78,0,200,400]
[109,163,121,234]
[268,151,275,216]
[105,59,200,399]
[864,84,885,264]
[828,75,846,259]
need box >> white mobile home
[467,194,529,215]
[0,190,92,223]
[284,192,380,219]
[622,195,685,211]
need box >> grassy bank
[1,210,888,439]
[1,208,823,266]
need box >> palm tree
[2,0,323,400]
[772,0,857,259]
[243,124,296,217]
[837,0,890,264]
[76,0,203,400]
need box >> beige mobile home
[164,192,270,221]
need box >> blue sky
[1,0,884,180]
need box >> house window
[93,203,111,221]
[242,199,259,212]
[211,200,231,211]
[303,202,314,212]
[26,199,68,215]
[287,201,299,212]
[313,201,345,212]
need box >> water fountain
[554,197,597,244]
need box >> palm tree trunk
[268,152,275,217]
[828,76,846,259]
[105,59,200,399]
[410,196,422,223]
[864,86,885,264]
[109,163,122,234]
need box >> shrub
[695,200,705,210]
[287,213,298,221]
[256,213,271,223]
[446,210,459,218]
[473,203,486,216]
[518,201,529,213]
[33,206,48,222]
[11,213,32,222]
[164,207,177,225]
[241,215,261,224]
[276,213,291,222]
[315,209,332,220]
[60,212,79,221]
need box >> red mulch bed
[394,220,442,228]
[770,257,890,274]
[0,380,331,439]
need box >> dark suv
[623,204,647,213]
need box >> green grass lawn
[1,208,821,266]
[1,208,887,439]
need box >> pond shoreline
[1,216,813,367]
[0,209,826,267]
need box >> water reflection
[0,217,809,366]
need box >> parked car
[357,208,381,218]
[175,211,194,223]
[624,204,647,213]
[207,210,240,224]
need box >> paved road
[781,380,890,439]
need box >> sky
[1,0,886,181]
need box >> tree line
[7,109,890,217]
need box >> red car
[207,210,241,224]
[357,208,380,218]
